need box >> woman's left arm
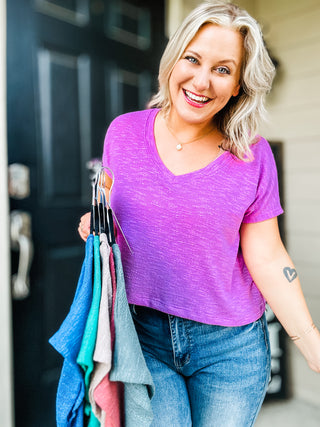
[240,217,320,373]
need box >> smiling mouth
[183,89,212,105]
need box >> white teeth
[185,90,210,103]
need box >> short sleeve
[242,139,284,223]
[102,117,119,180]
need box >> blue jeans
[130,305,271,427]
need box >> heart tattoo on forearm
[283,267,298,283]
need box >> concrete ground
[255,399,320,427]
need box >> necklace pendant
[176,143,183,151]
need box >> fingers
[78,225,88,241]
[78,212,91,242]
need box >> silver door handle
[10,210,34,300]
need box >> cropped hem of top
[102,108,284,327]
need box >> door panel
[37,48,91,205]
[106,0,151,49]
[34,0,90,26]
[7,0,165,425]
[107,64,152,118]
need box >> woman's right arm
[78,173,113,241]
[240,217,320,373]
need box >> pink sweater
[102,108,283,326]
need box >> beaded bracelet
[290,323,317,342]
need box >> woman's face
[168,24,243,128]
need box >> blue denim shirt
[49,234,94,427]
[110,244,155,427]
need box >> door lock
[8,163,30,199]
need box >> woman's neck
[162,111,217,143]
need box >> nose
[192,67,211,92]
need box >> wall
[254,0,320,406]
[167,0,320,406]
[0,0,14,425]
[166,0,255,35]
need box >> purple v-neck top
[102,108,283,326]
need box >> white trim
[166,0,184,38]
[0,0,14,425]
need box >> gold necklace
[165,120,216,151]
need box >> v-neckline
[146,109,229,181]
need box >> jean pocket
[129,304,138,316]
[259,313,270,353]
[237,318,260,335]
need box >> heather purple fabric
[102,108,283,326]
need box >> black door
[7,1,165,425]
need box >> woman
[79,2,320,426]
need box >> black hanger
[90,167,117,246]
[107,207,115,245]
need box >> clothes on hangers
[49,234,94,427]
[109,246,117,345]
[89,233,123,426]
[77,235,102,427]
[51,167,154,426]
[88,233,112,419]
[94,244,124,426]
[110,244,154,427]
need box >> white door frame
[0,1,14,425]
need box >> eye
[184,55,198,64]
[216,66,231,75]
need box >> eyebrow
[185,50,238,66]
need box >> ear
[232,84,241,97]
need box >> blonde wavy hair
[148,1,275,160]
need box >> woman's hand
[293,327,320,373]
[78,173,112,242]
[78,212,91,241]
